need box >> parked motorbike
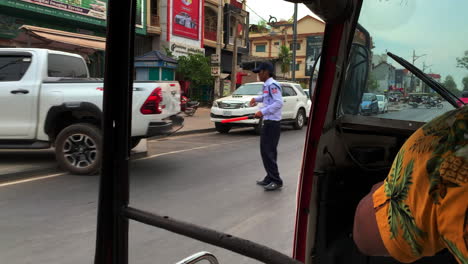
[181,95,200,116]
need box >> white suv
[211,82,310,134]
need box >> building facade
[248,15,325,86]
[0,0,249,79]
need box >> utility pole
[214,0,223,99]
[422,62,433,93]
[230,15,242,93]
[410,49,426,92]
[291,3,298,82]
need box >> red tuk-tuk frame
[94,0,360,263]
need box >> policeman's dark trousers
[260,120,283,185]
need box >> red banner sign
[172,0,200,40]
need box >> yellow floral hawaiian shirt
[373,106,468,263]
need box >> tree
[254,20,270,33]
[163,47,174,58]
[456,50,468,71]
[443,75,460,97]
[176,54,213,89]
[367,73,379,92]
[278,45,292,78]
[462,76,468,91]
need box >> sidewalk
[0,108,215,179]
[176,107,215,135]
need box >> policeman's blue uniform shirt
[254,77,283,121]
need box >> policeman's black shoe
[264,182,283,191]
[256,180,270,186]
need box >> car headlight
[213,101,219,108]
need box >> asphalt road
[0,127,307,264]
[378,102,454,122]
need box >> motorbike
[425,99,444,109]
[181,95,200,116]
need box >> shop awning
[14,25,106,55]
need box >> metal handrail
[123,207,303,264]
[175,252,219,264]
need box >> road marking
[139,138,254,161]
[0,172,67,188]
[0,138,254,187]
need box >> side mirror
[309,53,322,99]
[176,252,219,264]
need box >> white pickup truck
[0,48,183,174]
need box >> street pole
[291,3,298,82]
[231,16,239,93]
[410,49,426,92]
[214,0,223,99]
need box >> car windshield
[232,84,263,95]
[362,94,373,101]
[342,0,466,122]
[376,95,384,101]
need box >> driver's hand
[250,98,257,107]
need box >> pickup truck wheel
[293,109,306,130]
[55,123,102,175]
[215,122,231,134]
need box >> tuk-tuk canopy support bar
[123,207,303,264]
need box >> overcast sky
[246,0,320,25]
[247,0,468,89]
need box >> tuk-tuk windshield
[343,0,467,122]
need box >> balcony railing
[150,15,160,27]
[204,30,217,42]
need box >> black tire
[55,123,102,175]
[254,118,263,135]
[215,122,231,134]
[293,109,306,130]
[130,137,142,150]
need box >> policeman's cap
[252,61,274,73]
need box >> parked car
[211,82,309,134]
[376,94,388,113]
[359,92,379,115]
[0,48,183,175]
[303,89,312,116]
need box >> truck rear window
[48,54,88,78]
[0,55,32,82]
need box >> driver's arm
[353,181,389,256]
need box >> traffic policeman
[249,62,284,191]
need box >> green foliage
[367,73,379,92]
[176,54,213,88]
[456,50,468,71]
[278,45,292,78]
[462,76,468,91]
[163,47,174,58]
[443,75,461,97]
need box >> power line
[245,4,269,23]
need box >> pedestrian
[249,62,284,191]
[236,66,248,89]
[353,106,468,263]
